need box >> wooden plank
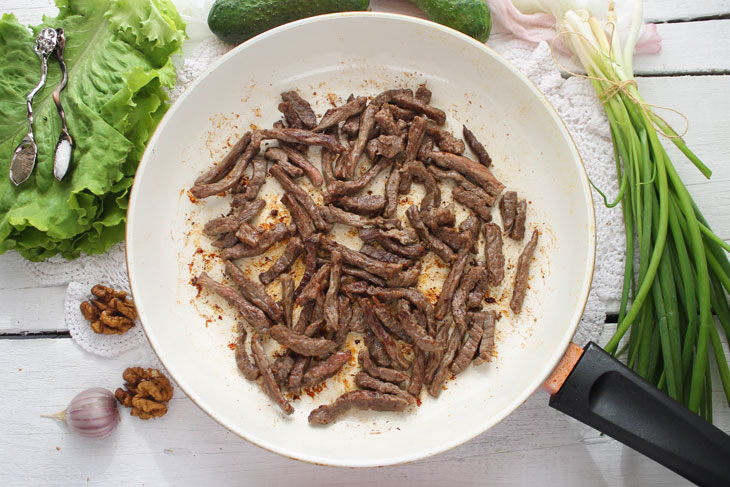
[0,337,706,486]
[644,0,730,22]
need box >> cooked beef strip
[279,144,323,187]
[280,91,317,129]
[359,243,411,265]
[451,316,484,375]
[312,292,326,322]
[251,334,295,415]
[324,157,391,200]
[341,103,377,179]
[358,349,409,384]
[383,163,402,218]
[405,116,427,163]
[462,125,492,167]
[191,135,260,198]
[235,222,261,247]
[349,302,368,333]
[365,286,435,331]
[204,216,240,236]
[364,330,392,367]
[483,222,505,286]
[499,191,517,233]
[372,298,411,343]
[415,84,432,104]
[355,372,415,404]
[294,235,320,298]
[427,165,496,206]
[333,194,386,215]
[234,325,260,380]
[257,128,345,153]
[472,310,496,365]
[391,92,446,125]
[425,125,465,154]
[342,280,369,295]
[269,324,337,357]
[374,107,400,136]
[422,204,456,230]
[236,198,267,221]
[510,229,539,313]
[408,348,426,396]
[279,273,295,328]
[432,225,468,252]
[367,134,406,160]
[424,323,450,385]
[295,264,331,305]
[427,151,505,197]
[194,273,272,333]
[278,101,304,129]
[314,96,367,132]
[359,227,426,259]
[288,356,309,390]
[280,193,315,239]
[372,88,413,107]
[308,390,409,424]
[293,301,314,334]
[451,265,486,332]
[511,199,527,241]
[452,186,493,222]
[459,214,482,253]
[259,237,304,285]
[428,326,464,397]
[404,160,441,211]
[212,232,239,249]
[341,264,387,287]
[222,222,295,259]
[383,102,416,121]
[269,165,331,232]
[361,298,411,369]
[320,123,339,185]
[301,350,351,388]
[434,235,472,320]
[271,120,308,153]
[339,295,352,327]
[324,249,343,331]
[243,156,268,200]
[467,271,490,309]
[342,115,360,139]
[323,205,397,229]
[195,132,252,186]
[386,261,421,288]
[406,205,456,263]
[416,133,435,162]
[272,353,295,386]
[321,238,403,279]
[304,318,325,337]
[225,261,283,322]
[397,300,442,352]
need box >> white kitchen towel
[24,36,624,356]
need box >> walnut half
[115,367,173,420]
[80,284,137,335]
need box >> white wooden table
[2,1,729,485]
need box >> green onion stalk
[557,4,730,419]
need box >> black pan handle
[549,342,730,486]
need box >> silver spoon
[52,28,72,181]
[9,28,58,186]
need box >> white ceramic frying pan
[126,13,730,483]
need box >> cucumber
[208,0,369,45]
[408,0,491,43]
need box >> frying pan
[126,12,730,484]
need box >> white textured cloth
[25,37,624,356]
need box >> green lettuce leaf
[0,0,185,261]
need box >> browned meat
[483,222,505,286]
[212,232,239,249]
[340,104,377,179]
[383,163,402,218]
[235,198,267,222]
[203,216,240,236]
[397,300,442,352]
[422,204,456,230]
[428,165,496,206]
[459,214,481,254]
[510,229,539,313]
[308,390,409,424]
[467,271,489,310]
[225,261,283,322]
[358,349,409,384]
[296,264,330,305]
[269,165,331,232]
[426,125,465,154]
[432,225,468,252]
[405,116,427,163]
[349,303,368,333]
[451,266,486,332]
[383,103,416,121]
[341,117,360,140]
[280,193,314,239]
[324,157,391,200]
[374,107,400,136]
[342,280,369,295]
[321,238,403,279]
[434,237,472,320]
[191,135,260,198]
[424,323,450,385]
[280,91,316,129]
[499,191,517,233]
[322,205,396,229]
[277,144,322,187]
[415,85,432,103]
[372,298,411,343]
[314,96,367,132]
[301,350,351,388]
[304,318,325,337]
[324,249,343,331]
[222,222,295,259]
[511,199,527,240]
[294,235,320,298]
[359,244,411,265]
[341,265,387,287]
[251,334,295,415]
[288,356,309,390]
[278,101,304,129]
[408,349,426,397]
[195,132,252,186]
[234,325,260,380]
[243,156,268,200]
[451,316,484,375]
[365,286,435,331]
[453,186,492,222]
[403,160,440,211]
[269,324,337,357]
[427,151,505,197]
[354,372,415,404]
[272,353,295,386]
[194,273,272,333]
[365,331,392,367]
[428,326,464,397]
[406,205,456,263]
[372,88,413,107]
[392,92,446,125]
[259,237,304,285]
[293,301,313,334]
[462,125,492,167]
[386,261,421,288]
[334,194,386,215]
[321,123,340,185]
[280,273,294,328]
[361,298,411,369]
[359,227,426,259]
[235,222,261,247]
[416,133,435,162]
[473,310,496,365]
[258,128,345,153]
[339,294,352,325]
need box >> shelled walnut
[79,285,137,335]
[115,367,173,420]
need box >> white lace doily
[24,37,624,355]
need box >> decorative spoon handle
[52,28,73,181]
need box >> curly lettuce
[0,0,185,261]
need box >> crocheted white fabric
[24,37,624,356]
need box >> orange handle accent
[541,342,584,395]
